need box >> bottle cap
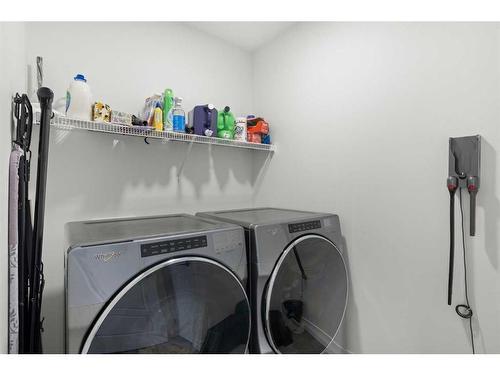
[74,74,87,82]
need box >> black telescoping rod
[23,97,33,354]
[28,87,53,353]
[447,176,458,305]
[22,95,33,354]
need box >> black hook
[452,151,466,179]
[144,137,150,145]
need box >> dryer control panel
[140,235,208,257]
[288,220,321,233]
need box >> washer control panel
[140,235,208,258]
[288,220,321,233]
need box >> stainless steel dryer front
[197,208,348,354]
[65,214,250,354]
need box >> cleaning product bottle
[234,117,247,141]
[66,74,92,120]
[153,103,163,131]
[247,117,269,143]
[163,88,174,131]
[217,106,235,139]
[172,97,186,133]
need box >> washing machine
[197,208,348,354]
[65,214,250,354]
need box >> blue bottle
[172,97,186,133]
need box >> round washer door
[81,257,250,354]
[264,234,348,354]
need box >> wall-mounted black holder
[446,135,480,306]
[448,135,481,235]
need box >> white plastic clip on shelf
[34,110,276,152]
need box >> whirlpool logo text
[95,251,121,263]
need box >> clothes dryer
[197,208,348,354]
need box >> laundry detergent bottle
[163,88,174,131]
[172,97,186,133]
[153,103,163,131]
[217,106,235,139]
[66,74,92,121]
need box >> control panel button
[288,220,321,233]
[141,235,208,258]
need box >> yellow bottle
[153,103,163,131]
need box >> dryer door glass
[264,235,348,354]
[82,257,250,354]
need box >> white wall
[24,22,257,353]
[0,22,26,354]
[253,22,500,353]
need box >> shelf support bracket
[252,150,274,203]
[177,140,194,182]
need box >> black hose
[456,188,475,354]
[447,191,455,305]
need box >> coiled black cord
[456,188,475,354]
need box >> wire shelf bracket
[177,140,194,182]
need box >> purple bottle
[188,104,218,136]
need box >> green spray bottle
[217,106,235,139]
[163,88,174,131]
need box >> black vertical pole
[446,176,457,306]
[447,192,455,306]
[28,87,53,353]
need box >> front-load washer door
[81,257,250,354]
[263,234,348,354]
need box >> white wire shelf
[35,111,276,152]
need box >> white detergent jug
[66,74,92,120]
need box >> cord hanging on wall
[446,135,480,354]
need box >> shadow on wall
[333,235,361,354]
[41,289,61,351]
[478,139,499,270]
[44,129,259,215]
[464,138,499,354]
[250,149,274,205]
